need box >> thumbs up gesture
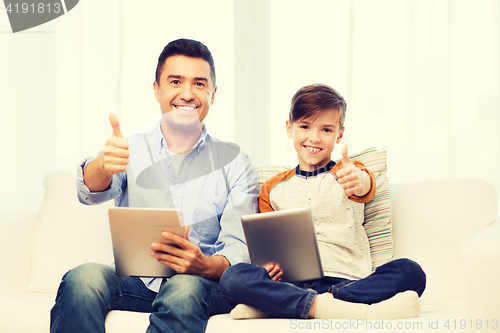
[101,113,130,175]
[337,145,370,197]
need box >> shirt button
[175,192,180,197]
[167,163,170,167]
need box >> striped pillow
[348,146,394,271]
[255,146,394,272]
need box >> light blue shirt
[76,116,259,292]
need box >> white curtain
[267,0,500,215]
[2,0,499,217]
[0,0,234,215]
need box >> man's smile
[174,104,198,111]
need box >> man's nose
[180,84,194,101]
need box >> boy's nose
[309,131,321,142]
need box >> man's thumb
[109,113,123,138]
[342,145,351,165]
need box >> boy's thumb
[342,145,351,165]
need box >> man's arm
[84,113,129,192]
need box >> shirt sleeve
[333,159,376,204]
[211,151,259,266]
[258,169,295,213]
[76,156,126,205]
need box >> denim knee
[390,258,426,296]
[155,274,211,311]
[62,263,111,293]
[219,263,245,296]
[54,263,114,316]
[219,263,264,299]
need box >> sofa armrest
[462,221,500,327]
[0,213,39,295]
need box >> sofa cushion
[349,147,394,271]
[256,146,394,271]
[27,171,114,294]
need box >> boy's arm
[336,146,376,204]
[258,182,275,213]
[258,169,295,213]
[347,163,375,203]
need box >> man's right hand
[83,113,129,192]
[100,113,130,175]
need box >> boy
[219,84,425,320]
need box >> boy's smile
[304,145,322,154]
[287,109,344,172]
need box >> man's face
[154,55,216,131]
[286,109,344,171]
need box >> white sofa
[0,170,499,333]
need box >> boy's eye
[323,128,332,133]
[299,125,309,129]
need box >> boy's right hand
[264,263,283,282]
[100,113,130,175]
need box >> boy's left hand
[264,263,283,282]
[337,145,371,197]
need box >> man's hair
[155,38,216,87]
[289,84,347,128]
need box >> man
[50,39,259,333]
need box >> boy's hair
[289,84,347,128]
[155,38,216,87]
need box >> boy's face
[286,108,344,172]
[153,55,217,131]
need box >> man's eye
[195,82,205,87]
[171,80,180,84]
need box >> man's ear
[210,86,217,106]
[153,81,160,102]
[336,127,345,144]
[286,120,293,139]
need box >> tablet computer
[108,207,186,277]
[241,207,323,282]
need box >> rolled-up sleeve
[76,157,125,205]
[213,152,259,266]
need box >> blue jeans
[50,263,233,333]
[219,258,426,319]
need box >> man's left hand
[150,226,229,280]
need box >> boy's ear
[286,120,293,138]
[336,127,345,144]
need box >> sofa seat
[0,293,465,333]
[1,169,499,333]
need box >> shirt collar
[155,120,209,154]
[296,160,337,178]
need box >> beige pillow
[349,146,394,271]
[28,171,114,294]
[256,146,394,272]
